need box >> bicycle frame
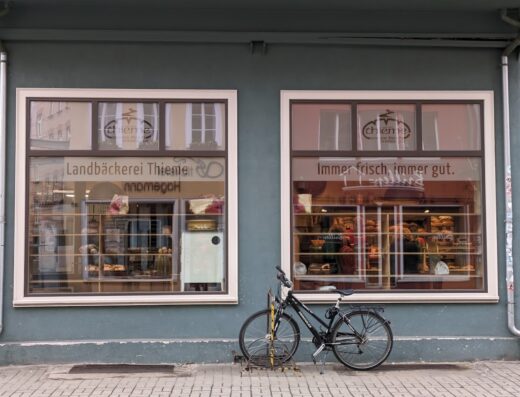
[277,290,363,347]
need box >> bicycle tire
[331,310,393,370]
[239,309,300,367]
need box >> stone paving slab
[0,361,519,397]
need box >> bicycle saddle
[318,286,353,296]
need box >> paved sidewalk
[0,361,519,397]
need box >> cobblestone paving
[0,361,518,397]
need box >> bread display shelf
[78,199,176,282]
[293,204,481,285]
[294,211,481,217]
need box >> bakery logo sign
[104,108,155,142]
[362,110,412,143]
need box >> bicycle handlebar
[275,266,293,289]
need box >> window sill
[289,291,499,304]
[13,294,238,307]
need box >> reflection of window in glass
[36,113,43,138]
[65,123,71,140]
[165,102,225,151]
[49,102,57,116]
[188,103,221,149]
[319,110,350,150]
[422,104,481,151]
[291,103,352,151]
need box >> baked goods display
[104,264,126,272]
[294,205,477,279]
[81,200,176,280]
[365,219,379,233]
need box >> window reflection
[422,104,481,150]
[291,103,352,151]
[357,105,416,151]
[98,103,159,150]
[30,102,92,150]
[292,157,483,292]
[166,102,225,150]
[28,157,226,295]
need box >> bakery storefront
[281,91,498,302]
[13,89,238,306]
[2,0,520,366]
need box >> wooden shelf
[30,278,178,283]
[293,232,481,236]
[29,233,174,238]
[294,211,481,217]
[30,253,174,257]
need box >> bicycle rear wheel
[239,309,300,367]
[331,310,393,370]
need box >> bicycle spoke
[354,340,387,352]
[332,311,392,370]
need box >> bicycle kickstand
[319,350,329,375]
[311,344,329,375]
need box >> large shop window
[14,89,237,306]
[281,91,498,302]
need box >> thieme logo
[362,110,411,143]
[104,107,155,142]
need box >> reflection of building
[30,102,91,150]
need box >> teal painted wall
[1,40,519,363]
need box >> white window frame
[14,88,238,307]
[281,90,498,303]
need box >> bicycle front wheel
[239,309,300,367]
[331,310,393,370]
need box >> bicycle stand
[239,289,301,373]
[312,345,331,375]
[241,355,300,374]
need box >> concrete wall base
[0,337,518,365]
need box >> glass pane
[357,104,416,151]
[291,103,352,151]
[422,104,481,150]
[30,101,92,150]
[27,157,226,295]
[292,157,483,292]
[192,103,202,114]
[206,117,216,130]
[192,130,202,143]
[98,102,159,150]
[166,103,225,151]
[192,117,202,130]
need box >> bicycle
[238,266,393,370]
